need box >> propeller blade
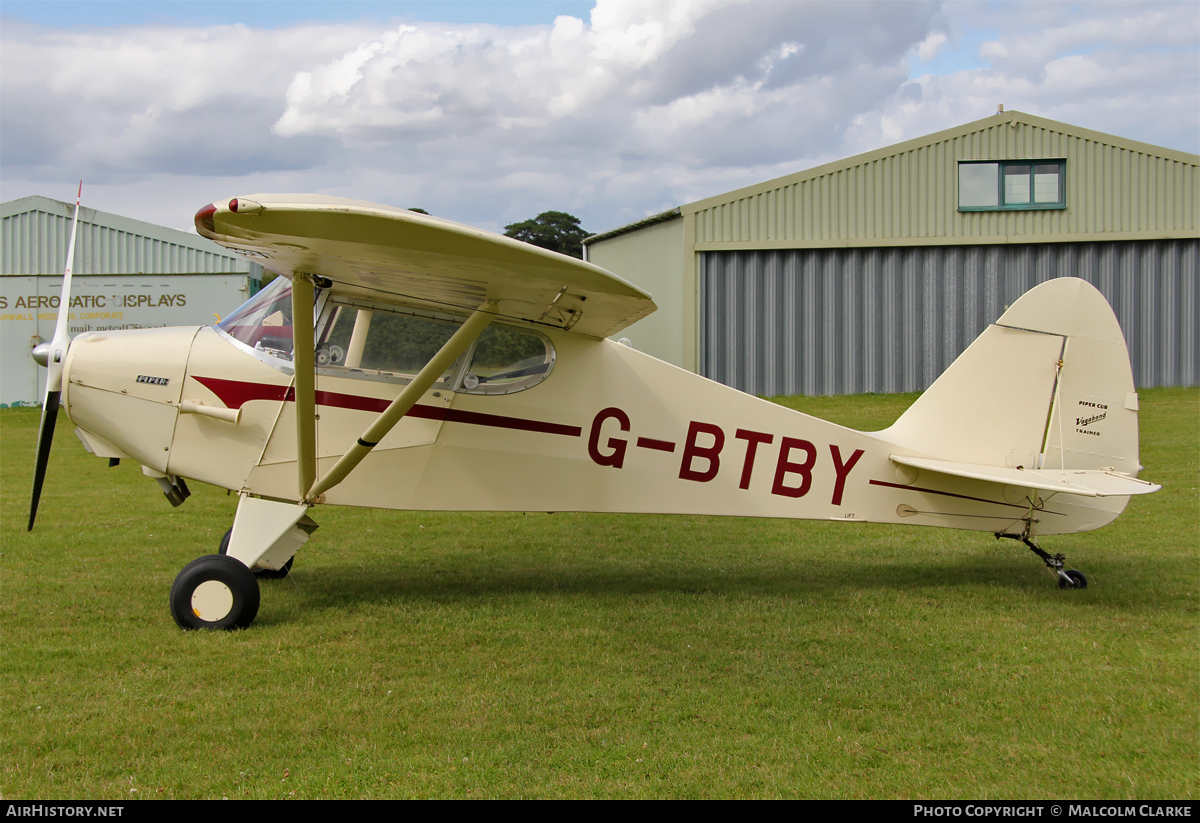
[28,182,82,531]
[27,391,60,531]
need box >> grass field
[2,389,1196,799]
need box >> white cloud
[269,0,736,144]
[587,0,721,66]
[1,1,1195,237]
[1041,54,1106,91]
[847,2,1198,159]
[916,31,948,61]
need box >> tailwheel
[170,554,260,630]
[1058,569,1088,590]
[995,530,1089,591]
[218,527,294,579]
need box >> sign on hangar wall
[1,273,252,407]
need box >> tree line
[408,207,589,259]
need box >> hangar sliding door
[699,239,1198,397]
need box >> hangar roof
[587,111,1199,250]
[2,195,260,277]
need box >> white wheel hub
[191,580,234,621]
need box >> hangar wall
[1,195,263,407]
[700,239,1198,397]
[586,110,1200,395]
[690,117,1198,247]
[585,212,687,365]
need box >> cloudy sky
[2,0,1197,236]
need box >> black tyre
[1059,569,1088,590]
[218,527,293,579]
[170,554,260,630]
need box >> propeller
[28,181,83,531]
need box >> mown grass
[1,389,1196,799]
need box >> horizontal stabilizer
[889,455,1161,498]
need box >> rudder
[878,278,1142,476]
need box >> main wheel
[170,554,260,630]
[1058,569,1088,590]
[218,527,293,579]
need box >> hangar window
[958,160,1065,211]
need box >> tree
[503,211,589,259]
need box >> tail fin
[879,278,1141,476]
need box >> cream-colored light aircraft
[29,192,1160,630]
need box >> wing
[195,194,656,338]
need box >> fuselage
[59,292,1127,537]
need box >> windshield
[217,277,295,361]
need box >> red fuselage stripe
[636,437,676,452]
[193,375,292,406]
[190,375,581,437]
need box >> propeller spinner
[28,181,83,531]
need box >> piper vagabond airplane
[29,191,1160,630]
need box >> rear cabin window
[460,325,555,395]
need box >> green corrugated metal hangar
[584,110,1199,396]
[1,195,263,406]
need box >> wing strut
[305,300,498,501]
[291,275,317,499]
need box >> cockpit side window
[315,299,555,394]
[316,301,462,386]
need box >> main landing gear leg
[169,496,317,630]
[996,528,1088,590]
[219,528,295,579]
